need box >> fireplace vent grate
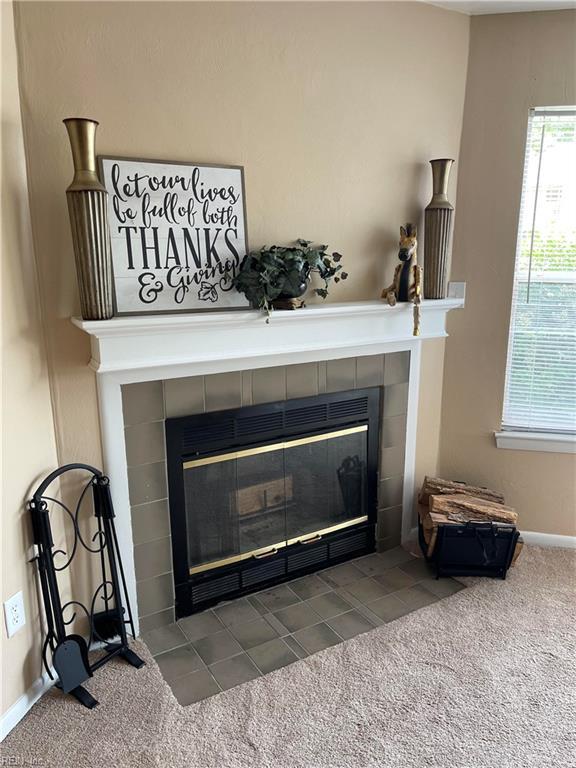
[190,572,240,604]
[236,412,283,437]
[329,396,369,420]
[176,392,373,455]
[285,403,328,428]
[182,419,235,452]
[242,559,286,588]
[287,544,329,572]
[329,530,369,559]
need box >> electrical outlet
[4,591,26,637]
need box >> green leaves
[231,239,348,314]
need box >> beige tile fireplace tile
[288,574,331,600]
[306,591,353,619]
[377,505,403,543]
[241,371,253,406]
[395,584,439,609]
[355,355,384,388]
[228,617,279,650]
[380,445,405,478]
[419,577,465,599]
[366,593,412,622]
[125,420,166,468]
[255,584,300,613]
[286,363,319,399]
[397,557,436,581]
[326,609,375,640]
[377,532,402,552]
[164,376,204,418]
[373,567,417,592]
[139,608,174,633]
[131,499,171,546]
[283,634,309,659]
[204,372,242,412]
[133,535,172,582]
[213,597,261,627]
[292,622,342,654]
[353,553,395,577]
[383,382,409,418]
[142,622,187,655]
[318,362,327,393]
[252,367,287,404]
[122,381,164,427]
[179,611,225,642]
[193,629,242,665]
[128,461,167,506]
[209,653,260,691]
[247,637,298,674]
[136,572,174,617]
[155,644,203,682]
[383,351,410,385]
[377,546,415,569]
[326,358,356,393]
[170,668,220,705]
[340,576,394,604]
[379,476,404,509]
[273,602,321,633]
[381,415,407,449]
[318,561,364,588]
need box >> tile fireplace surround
[73,297,463,636]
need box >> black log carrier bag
[419,519,520,579]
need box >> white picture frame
[98,156,249,315]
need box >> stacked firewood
[418,476,523,564]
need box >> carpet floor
[2,545,575,768]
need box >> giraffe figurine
[381,223,423,336]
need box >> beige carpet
[2,546,575,767]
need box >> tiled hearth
[143,546,465,705]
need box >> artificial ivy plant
[232,239,348,314]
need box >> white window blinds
[502,107,576,435]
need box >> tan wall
[1,2,60,717]
[439,10,576,536]
[13,0,469,471]
[5,0,469,716]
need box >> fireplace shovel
[52,635,93,696]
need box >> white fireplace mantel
[73,297,463,634]
[72,298,463,378]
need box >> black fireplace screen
[183,426,367,574]
[166,388,380,615]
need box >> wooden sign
[98,157,249,314]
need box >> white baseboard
[520,531,576,548]
[1,669,55,741]
[0,637,127,741]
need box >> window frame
[496,106,576,454]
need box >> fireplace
[166,388,380,617]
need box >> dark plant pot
[272,275,309,311]
[277,279,308,300]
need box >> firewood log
[429,494,518,525]
[419,476,505,506]
[511,536,524,566]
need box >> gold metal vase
[64,118,113,320]
[423,158,455,299]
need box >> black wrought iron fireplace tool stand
[29,463,144,709]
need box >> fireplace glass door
[183,425,368,575]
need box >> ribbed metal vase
[64,118,113,320]
[424,158,454,299]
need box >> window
[501,107,576,443]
